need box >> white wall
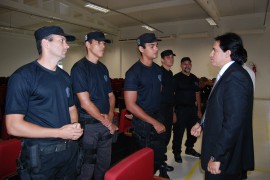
[0,31,269,99]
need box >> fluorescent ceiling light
[85,3,110,13]
[205,17,217,26]
[142,25,155,31]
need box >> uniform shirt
[173,72,200,107]
[161,66,174,105]
[71,57,112,116]
[5,60,74,129]
[124,60,162,114]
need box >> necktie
[213,73,221,87]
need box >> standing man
[71,31,118,180]
[124,33,169,179]
[172,57,202,163]
[5,26,83,179]
[160,49,176,172]
[191,32,254,180]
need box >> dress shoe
[185,148,201,158]
[164,163,174,172]
[159,164,170,179]
[174,154,182,163]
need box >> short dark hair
[181,57,191,63]
[214,32,246,65]
[36,35,54,55]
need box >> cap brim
[57,33,75,41]
[64,35,76,42]
[95,37,111,43]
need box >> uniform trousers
[160,103,173,161]
[19,139,78,180]
[172,106,198,155]
[77,123,112,180]
[132,113,166,172]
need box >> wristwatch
[210,156,217,162]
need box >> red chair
[104,147,168,180]
[105,148,150,180]
[0,138,21,180]
[1,117,11,140]
[118,109,132,133]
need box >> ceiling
[0,0,269,43]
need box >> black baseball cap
[181,57,192,63]
[84,31,111,43]
[34,26,75,42]
[136,33,161,46]
[161,50,176,58]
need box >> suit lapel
[208,63,238,100]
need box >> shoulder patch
[104,75,108,82]
[158,74,162,82]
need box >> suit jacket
[201,62,254,175]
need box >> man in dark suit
[191,32,254,180]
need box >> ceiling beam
[96,0,193,17]
[0,0,119,36]
[194,0,220,27]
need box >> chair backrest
[1,117,11,140]
[105,147,154,180]
[0,138,21,179]
[118,109,132,133]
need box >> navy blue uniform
[172,72,200,155]
[71,57,112,180]
[124,60,166,172]
[5,60,78,179]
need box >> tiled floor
[162,99,270,180]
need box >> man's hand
[191,122,202,137]
[107,123,118,134]
[207,160,221,174]
[153,121,166,134]
[100,114,112,126]
[101,114,118,134]
[59,123,83,140]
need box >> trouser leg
[77,124,98,180]
[160,104,173,161]
[132,114,166,173]
[172,108,186,155]
[185,107,198,148]
[160,104,173,146]
[205,171,241,180]
[94,129,112,180]
[19,141,79,180]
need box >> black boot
[159,164,170,179]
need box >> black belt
[39,140,75,155]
